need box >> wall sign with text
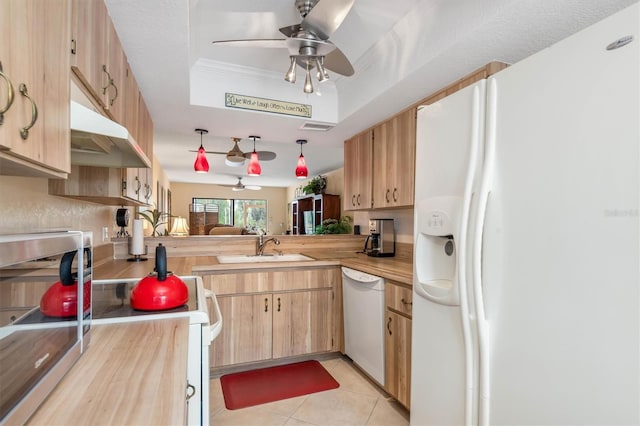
[225,93,312,118]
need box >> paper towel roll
[130,219,145,255]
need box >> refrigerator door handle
[473,76,498,426]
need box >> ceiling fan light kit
[213,0,355,94]
[295,139,309,179]
[194,128,210,173]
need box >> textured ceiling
[104,0,636,187]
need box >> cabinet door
[0,0,70,175]
[373,109,416,208]
[71,0,108,106]
[104,19,125,122]
[385,310,412,409]
[372,121,391,208]
[210,294,272,367]
[272,289,333,358]
[390,108,416,207]
[343,131,373,210]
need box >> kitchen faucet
[256,234,280,256]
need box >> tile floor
[209,357,410,426]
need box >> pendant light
[247,135,262,176]
[193,128,209,173]
[295,139,309,179]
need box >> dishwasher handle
[341,267,383,284]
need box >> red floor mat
[220,360,340,410]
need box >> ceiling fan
[211,0,355,93]
[190,136,276,167]
[217,176,262,191]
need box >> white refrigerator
[411,3,639,425]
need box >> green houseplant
[315,215,353,234]
[138,207,171,237]
[303,175,327,195]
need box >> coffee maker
[363,219,395,257]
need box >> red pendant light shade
[295,139,308,179]
[194,129,210,173]
[247,136,262,176]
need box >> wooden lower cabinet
[385,310,412,409]
[203,267,340,369]
[384,280,413,409]
[211,294,272,366]
[272,289,333,358]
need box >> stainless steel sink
[216,254,314,264]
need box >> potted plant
[303,175,327,195]
[138,207,171,237]
[315,215,353,234]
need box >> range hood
[70,101,151,168]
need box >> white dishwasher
[341,266,385,386]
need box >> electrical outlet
[102,226,109,242]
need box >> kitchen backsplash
[0,175,117,244]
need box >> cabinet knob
[385,189,390,203]
[356,194,361,206]
[387,316,393,335]
[393,188,398,202]
[264,297,269,312]
[277,297,281,312]
[352,195,356,207]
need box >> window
[193,198,267,233]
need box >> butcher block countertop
[28,319,189,426]
[94,251,413,285]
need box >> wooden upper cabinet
[71,0,108,106]
[372,108,416,208]
[0,0,70,178]
[343,130,373,210]
[104,19,125,123]
[71,0,124,118]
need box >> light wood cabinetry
[0,0,71,179]
[212,293,272,365]
[343,130,373,210]
[71,0,123,115]
[124,93,153,203]
[202,267,340,369]
[49,165,145,206]
[272,289,333,358]
[385,280,412,409]
[372,108,416,208]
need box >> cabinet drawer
[385,281,412,317]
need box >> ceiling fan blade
[245,185,262,190]
[211,39,287,48]
[323,45,354,76]
[242,151,277,161]
[301,0,355,40]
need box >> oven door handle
[204,289,223,343]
